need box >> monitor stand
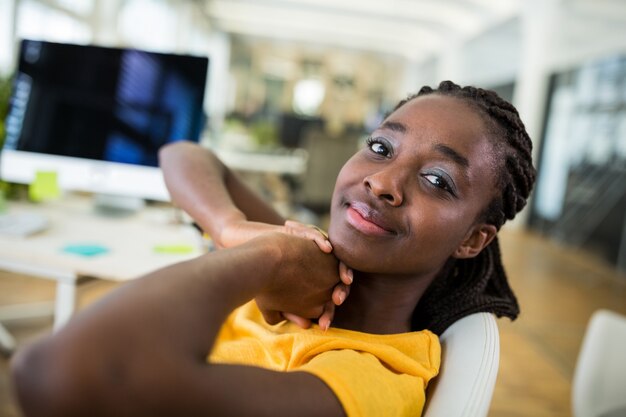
[92,194,145,217]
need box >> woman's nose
[363,169,404,206]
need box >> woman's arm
[159,141,287,248]
[159,141,350,329]
[10,233,345,417]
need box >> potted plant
[0,74,15,204]
[0,73,11,148]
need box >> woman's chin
[330,241,378,274]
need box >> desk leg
[0,323,16,354]
[54,280,77,331]
[0,302,57,354]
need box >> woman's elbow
[158,140,197,163]
[10,339,94,417]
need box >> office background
[1,1,625,416]
[4,0,625,268]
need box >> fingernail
[346,269,353,284]
[337,292,345,305]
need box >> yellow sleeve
[299,348,435,417]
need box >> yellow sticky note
[153,244,195,254]
[29,171,60,202]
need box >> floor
[1,227,625,417]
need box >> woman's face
[328,95,499,277]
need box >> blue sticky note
[62,244,109,257]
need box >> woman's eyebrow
[433,143,470,169]
[380,120,407,133]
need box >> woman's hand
[254,233,342,328]
[279,221,353,330]
[219,219,353,330]
[216,218,284,249]
[218,219,332,254]
[283,220,333,254]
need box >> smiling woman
[330,96,498,272]
[10,81,536,417]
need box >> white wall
[549,1,626,72]
[0,0,17,77]
[413,0,626,91]
[458,19,521,87]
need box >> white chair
[423,312,500,417]
[572,309,626,417]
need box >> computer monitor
[1,39,209,204]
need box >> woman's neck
[330,270,438,334]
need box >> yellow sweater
[210,301,441,417]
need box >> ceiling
[198,0,522,61]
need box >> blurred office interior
[4,0,625,267]
[1,1,626,416]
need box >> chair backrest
[423,312,500,417]
[572,309,626,417]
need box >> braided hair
[395,81,537,335]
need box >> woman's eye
[366,138,391,157]
[423,173,455,195]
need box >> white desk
[215,148,308,175]
[0,195,203,352]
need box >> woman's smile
[345,201,395,236]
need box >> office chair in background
[572,309,626,417]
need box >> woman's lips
[345,202,394,236]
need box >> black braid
[395,81,537,335]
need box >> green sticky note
[29,171,60,202]
[153,244,195,254]
[62,244,109,257]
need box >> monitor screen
[1,39,209,202]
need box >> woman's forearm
[11,233,341,417]
[10,237,284,417]
[159,141,285,241]
[159,141,248,239]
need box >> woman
[10,81,536,417]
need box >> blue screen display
[4,39,209,167]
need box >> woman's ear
[453,224,498,259]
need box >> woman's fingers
[313,235,333,253]
[284,220,332,253]
[332,262,353,305]
[279,220,350,331]
[282,312,312,329]
[332,284,350,306]
[339,262,353,285]
[318,301,335,331]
